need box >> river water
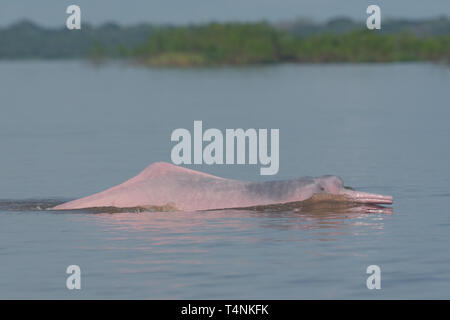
[0,61,449,298]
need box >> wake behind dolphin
[52,162,393,212]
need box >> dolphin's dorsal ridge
[134,162,183,180]
[136,162,225,181]
[143,161,179,173]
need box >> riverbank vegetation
[129,23,450,66]
[1,19,449,65]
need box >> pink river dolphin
[52,162,393,212]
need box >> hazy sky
[1,0,450,26]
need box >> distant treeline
[277,16,450,37]
[0,17,449,65]
[0,21,154,59]
[131,23,450,66]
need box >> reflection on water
[80,205,391,242]
[0,199,391,243]
[64,206,391,294]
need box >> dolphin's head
[316,175,344,194]
[316,175,393,205]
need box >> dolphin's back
[53,162,338,211]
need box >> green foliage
[132,24,450,66]
[134,23,282,65]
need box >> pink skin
[340,189,393,205]
[52,162,393,211]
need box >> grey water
[0,61,449,299]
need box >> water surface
[0,61,449,298]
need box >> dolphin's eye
[319,186,325,191]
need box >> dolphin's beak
[341,188,393,205]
